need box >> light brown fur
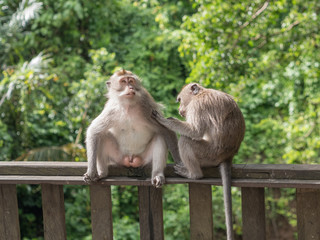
[84,70,181,187]
[152,83,245,239]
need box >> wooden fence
[0,162,320,240]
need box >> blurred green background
[1,0,319,239]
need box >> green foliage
[163,185,189,239]
[178,0,320,166]
[1,0,319,239]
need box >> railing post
[138,186,164,240]
[41,184,66,240]
[241,187,266,240]
[297,188,320,240]
[90,185,113,240]
[189,183,214,240]
[0,184,20,239]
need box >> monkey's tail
[219,159,234,240]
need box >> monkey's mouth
[126,92,135,96]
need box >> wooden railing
[0,162,320,240]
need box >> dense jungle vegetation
[1,0,319,239]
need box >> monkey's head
[106,69,142,102]
[177,83,204,117]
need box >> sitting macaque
[152,83,245,240]
[84,69,180,188]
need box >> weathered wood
[90,185,113,240]
[138,186,164,240]
[2,162,320,180]
[189,183,214,240]
[241,187,266,240]
[297,188,320,240]
[0,184,20,239]
[41,184,66,240]
[1,175,320,189]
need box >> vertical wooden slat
[90,185,113,240]
[297,188,320,240]
[241,187,266,240]
[0,184,20,239]
[189,183,214,240]
[138,186,164,240]
[41,184,66,240]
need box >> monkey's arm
[152,110,204,140]
[84,109,115,182]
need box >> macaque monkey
[84,69,181,188]
[152,83,245,240]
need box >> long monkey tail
[219,159,234,240]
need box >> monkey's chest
[109,120,154,155]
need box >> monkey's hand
[151,110,171,126]
[151,175,165,188]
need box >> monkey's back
[189,89,245,161]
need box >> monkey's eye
[121,78,127,84]
[128,78,134,84]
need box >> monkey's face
[117,76,139,98]
[107,72,142,101]
[177,83,202,118]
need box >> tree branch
[231,1,270,50]
[241,1,270,29]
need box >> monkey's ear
[106,81,111,88]
[190,84,200,95]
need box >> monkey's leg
[176,137,203,179]
[97,133,123,179]
[159,126,182,164]
[140,135,167,188]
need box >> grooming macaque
[152,83,245,240]
[84,69,180,188]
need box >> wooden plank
[189,183,214,240]
[90,185,113,240]
[297,188,320,240]
[0,184,20,239]
[138,186,164,240]
[41,184,66,240]
[241,187,266,240]
[2,162,320,180]
[1,176,320,189]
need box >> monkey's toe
[83,173,99,183]
[174,164,189,178]
[152,176,165,188]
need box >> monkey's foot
[83,173,100,183]
[173,163,189,178]
[151,176,165,188]
[174,163,203,179]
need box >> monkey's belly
[109,126,154,155]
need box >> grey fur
[152,83,245,239]
[84,70,181,188]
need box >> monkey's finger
[174,164,189,178]
[151,110,159,118]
